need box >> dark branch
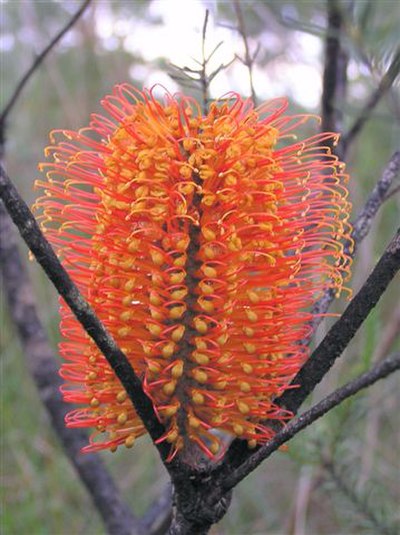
[0,202,138,535]
[220,351,400,493]
[0,0,92,134]
[0,164,181,471]
[321,0,348,157]
[342,47,400,152]
[350,150,400,246]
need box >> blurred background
[1,1,399,534]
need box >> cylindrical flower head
[34,84,352,460]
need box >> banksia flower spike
[34,84,352,461]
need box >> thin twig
[140,485,172,535]
[0,0,92,134]
[0,202,139,535]
[321,0,348,158]
[342,47,400,153]
[219,351,400,494]
[201,10,210,114]
[0,164,184,473]
[233,0,257,105]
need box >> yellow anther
[166,429,178,443]
[171,325,185,342]
[214,381,227,390]
[110,445,118,453]
[202,227,216,241]
[163,380,177,396]
[192,391,205,404]
[237,401,250,414]
[216,333,228,346]
[209,442,220,455]
[122,295,133,307]
[173,255,186,267]
[243,327,254,337]
[87,371,97,380]
[228,236,242,252]
[169,305,186,319]
[171,360,183,379]
[241,363,253,374]
[202,193,216,206]
[212,414,224,425]
[248,439,257,449]
[163,405,179,417]
[247,290,260,304]
[200,282,214,297]
[193,369,208,384]
[151,250,164,266]
[120,311,132,322]
[193,352,209,365]
[110,278,120,288]
[239,381,251,393]
[202,265,217,278]
[170,272,186,284]
[188,415,201,428]
[150,308,164,321]
[195,338,207,350]
[124,279,136,291]
[198,297,214,313]
[162,341,175,358]
[179,165,192,179]
[243,343,256,354]
[142,343,154,356]
[127,239,140,252]
[88,356,97,364]
[233,424,244,436]
[176,237,189,251]
[90,397,100,408]
[225,174,237,186]
[204,246,215,259]
[124,435,135,448]
[116,391,127,403]
[147,323,162,337]
[147,360,161,374]
[246,310,258,323]
[194,317,208,334]
[117,411,128,425]
[152,272,163,285]
[182,138,195,152]
[171,288,187,300]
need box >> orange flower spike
[34,84,352,459]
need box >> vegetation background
[1,1,399,534]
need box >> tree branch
[233,0,258,105]
[0,164,183,472]
[220,351,400,494]
[0,202,139,535]
[342,47,400,153]
[321,0,348,158]
[139,485,172,535]
[0,0,92,135]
